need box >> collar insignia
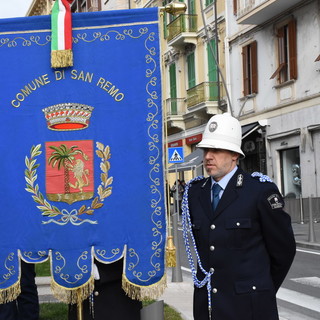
[236,174,243,187]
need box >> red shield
[45,140,94,204]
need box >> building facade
[227,0,320,222]
[27,0,54,15]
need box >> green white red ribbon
[51,0,73,68]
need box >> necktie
[212,183,222,212]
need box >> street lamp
[160,1,187,16]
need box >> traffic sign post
[168,147,184,215]
[167,147,184,283]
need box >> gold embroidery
[24,142,113,225]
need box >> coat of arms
[24,103,113,225]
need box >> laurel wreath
[25,142,113,221]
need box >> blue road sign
[168,147,184,163]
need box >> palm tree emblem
[48,144,88,194]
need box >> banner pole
[77,291,83,320]
[159,1,187,268]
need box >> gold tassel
[51,276,94,304]
[51,49,73,68]
[166,235,176,267]
[0,281,21,304]
[121,273,167,301]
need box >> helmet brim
[197,139,245,159]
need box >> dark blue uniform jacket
[188,168,296,320]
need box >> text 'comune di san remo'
[11,69,125,108]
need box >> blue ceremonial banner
[0,8,165,303]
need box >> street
[277,248,320,319]
[172,218,320,320]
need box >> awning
[168,148,203,173]
[242,122,260,139]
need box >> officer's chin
[205,167,215,177]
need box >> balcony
[167,14,197,48]
[237,0,302,25]
[186,82,221,115]
[165,98,186,131]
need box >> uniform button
[236,222,240,226]
[212,288,218,294]
[210,246,215,251]
[209,267,215,273]
[252,286,256,290]
[210,224,216,230]
[94,291,99,296]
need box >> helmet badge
[209,121,218,132]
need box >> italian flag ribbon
[51,0,73,68]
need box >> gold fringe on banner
[0,281,21,304]
[122,273,167,301]
[165,235,176,267]
[51,276,94,304]
[51,49,73,69]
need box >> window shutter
[208,39,217,82]
[189,0,196,14]
[233,0,237,16]
[270,63,286,79]
[288,19,297,80]
[251,41,258,93]
[270,26,285,80]
[187,52,196,89]
[169,63,177,114]
[242,45,249,96]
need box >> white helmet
[197,113,245,158]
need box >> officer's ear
[231,151,240,162]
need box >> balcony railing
[165,98,185,116]
[187,82,221,108]
[167,14,197,42]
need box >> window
[188,0,196,14]
[206,0,214,6]
[280,148,301,198]
[270,19,297,83]
[169,63,177,114]
[187,52,196,89]
[242,41,258,96]
[188,0,196,30]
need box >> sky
[0,0,33,19]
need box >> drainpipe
[214,0,220,109]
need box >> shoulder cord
[181,176,213,319]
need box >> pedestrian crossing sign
[168,147,184,163]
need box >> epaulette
[251,172,273,183]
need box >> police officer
[183,113,296,320]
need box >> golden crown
[42,103,94,131]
